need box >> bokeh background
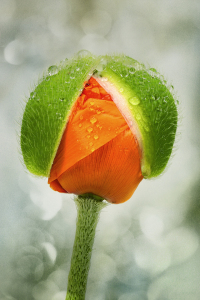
[1,0,200,299]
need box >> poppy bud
[20,51,178,203]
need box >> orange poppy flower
[48,77,143,204]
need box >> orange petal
[49,77,129,183]
[50,179,66,193]
[48,77,143,203]
[57,129,143,203]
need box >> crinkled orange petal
[48,77,143,203]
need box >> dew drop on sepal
[48,65,58,76]
[129,97,140,105]
[76,50,91,57]
[30,92,36,98]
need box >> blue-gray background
[1,0,200,299]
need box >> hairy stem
[65,195,107,300]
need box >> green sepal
[100,55,178,178]
[21,52,100,177]
[21,52,178,179]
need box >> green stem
[65,195,107,300]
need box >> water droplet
[90,101,94,105]
[96,110,101,114]
[129,97,140,105]
[89,142,93,146]
[90,117,97,124]
[87,135,90,138]
[94,135,98,140]
[76,67,80,71]
[79,115,83,120]
[76,50,91,57]
[60,98,65,101]
[144,125,150,132]
[129,69,135,75]
[136,114,141,120]
[149,68,157,73]
[87,127,93,133]
[91,148,95,152]
[100,58,107,65]
[95,58,107,72]
[119,88,124,93]
[30,91,36,98]
[48,65,58,76]
[79,123,82,128]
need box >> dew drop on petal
[87,127,93,133]
[79,115,83,120]
[87,135,90,138]
[90,117,97,124]
[94,135,98,140]
[89,142,93,146]
[90,101,94,105]
[79,123,82,128]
